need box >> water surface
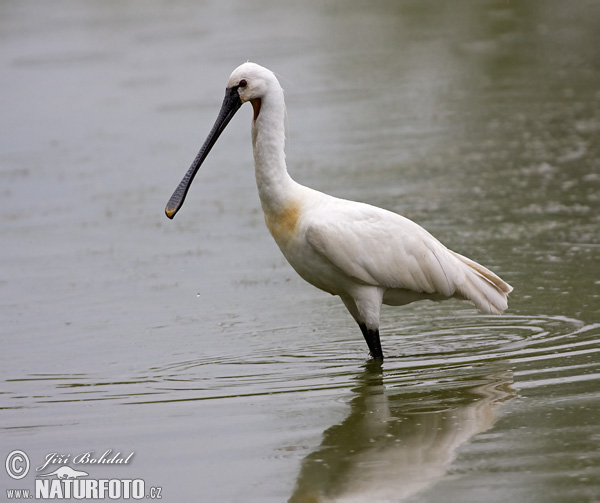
[1,1,599,501]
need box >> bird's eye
[239,79,247,88]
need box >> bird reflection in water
[289,362,515,503]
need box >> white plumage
[166,62,513,359]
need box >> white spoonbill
[165,62,513,360]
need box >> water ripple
[2,315,598,410]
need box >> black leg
[358,323,383,360]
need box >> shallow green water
[1,1,599,501]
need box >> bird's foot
[359,323,383,360]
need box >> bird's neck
[251,89,298,216]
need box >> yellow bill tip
[165,206,177,219]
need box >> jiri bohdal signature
[36,450,134,473]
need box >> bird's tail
[450,250,513,314]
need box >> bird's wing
[303,200,459,297]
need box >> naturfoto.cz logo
[5,449,163,500]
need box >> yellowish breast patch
[265,201,301,243]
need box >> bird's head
[227,62,273,103]
[165,62,277,219]
[227,62,278,122]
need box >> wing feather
[304,201,454,294]
[303,198,512,314]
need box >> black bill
[165,86,243,219]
